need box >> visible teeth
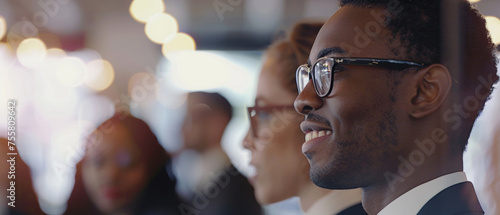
[318,130,325,137]
[305,130,332,142]
[305,132,312,142]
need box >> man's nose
[294,82,324,115]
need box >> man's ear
[409,64,452,118]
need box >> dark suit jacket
[182,164,263,215]
[337,203,367,215]
[417,182,484,215]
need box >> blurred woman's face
[82,124,149,214]
[243,56,310,204]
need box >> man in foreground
[294,0,498,214]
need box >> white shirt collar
[378,172,467,215]
[305,188,363,215]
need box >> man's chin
[305,152,329,171]
[308,161,336,189]
[309,163,357,190]
[310,173,335,189]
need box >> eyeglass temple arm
[335,58,426,70]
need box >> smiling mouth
[305,130,332,142]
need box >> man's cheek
[328,97,368,121]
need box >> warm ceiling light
[85,59,115,91]
[16,38,47,68]
[145,13,178,44]
[129,0,165,23]
[0,43,15,73]
[485,16,500,45]
[162,33,196,58]
[55,57,86,87]
[0,16,6,41]
[46,48,67,58]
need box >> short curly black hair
[340,0,499,152]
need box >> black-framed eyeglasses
[246,105,294,138]
[296,57,426,98]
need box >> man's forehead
[308,5,395,64]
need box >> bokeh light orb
[17,38,47,68]
[85,59,115,91]
[46,48,67,58]
[162,33,196,58]
[0,16,6,40]
[56,57,86,87]
[145,13,178,44]
[130,0,165,23]
[485,16,500,45]
[0,42,16,73]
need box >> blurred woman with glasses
[243,21,367,215]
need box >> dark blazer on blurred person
[179,92,262,215]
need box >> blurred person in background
[65,114,182,215]
[178,91,263,215]
[242,22,366,215]
[1,138,45,215]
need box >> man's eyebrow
[307,47,346,66]
[317,47,347,60]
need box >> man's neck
[361,152,463,214]
[298,182,331,212]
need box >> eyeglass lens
[296,66,310,95]
[314,58,335,97]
